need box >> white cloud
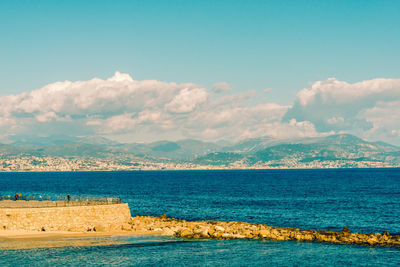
[359,101,400,144]
[327,116,344,125]
[0,72,295,142]
[392,130,400,137]
[3,72,201,119]
[283,77,400,144]
[101,113,137,133]
[35,111,59,123]
[165,88,209,113]
[296,78,400,106]
[212,82,232,93]
[1,73,399,144]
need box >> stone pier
[0,202,131,232]
[1,200,399,248]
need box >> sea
[0,169,399,266]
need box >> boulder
[179,228,193,238]
[258,229,270,238]
[382,230,390,236]
[215,226,225,232]
[208,227,215,236]
[342,226,351,234]
[162,228,175,236]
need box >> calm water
[0,169,399,266]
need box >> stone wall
[0,203,131,232]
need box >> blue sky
[0,1,399,144]
[1,0,399,103]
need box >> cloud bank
[0,72,399,145]
[284,77,400,145]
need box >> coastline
[2,215,399,250]
[0,166,399,172]
[0,230,161,250]
[0,229,152,239]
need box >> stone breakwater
[125,215,400,247]
[1,202,399,248]
[0,204,131,231]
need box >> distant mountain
[194,134,400,167]
[9,134,120,147]
[192,152,246,166]
[40,143,113,158]
[220,136,279,154]
[0,143,43,157]
[0,133,399,168]
[9,134,80,146]
[78,136,120,146]
[124,139,221,160]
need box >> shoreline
[1,215,399,249]
[0,167,399,173]
[0,230,162,250]
[0,166,400,173]
[0,230,153,239]
[3,215,400,249]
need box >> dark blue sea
[0,169,399,266]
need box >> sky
[0,0,400,144]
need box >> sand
[0,230,161,250]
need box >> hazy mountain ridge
[195,134,400,167]
[0,134,399,169]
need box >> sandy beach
[0,229,147,239]
[0,229,163,250]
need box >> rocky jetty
[125,215,400,247]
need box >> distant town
[0,134,399,171]
[0,156,397,172]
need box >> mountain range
[1,134,399,169]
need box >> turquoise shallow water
[0,236,399,266]
[0,169,399,265]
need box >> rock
[302,233,314,241]
[213,231,224,238]
[195,227,209,238]
[158,214,167,219]
[271,229,279,237]
[208,227,215,236]
[243,230,253,238]
[162,228,175,236]
[258,229,270,238]
[106,215,400,247]
[381,234,389,241]
[342,226,351,234]
[215,226,225,232]
[232,234,246,239]
[367,236,378,245]
[382,230,390,236]
[222,233,232,238]
[179,228,193,238]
